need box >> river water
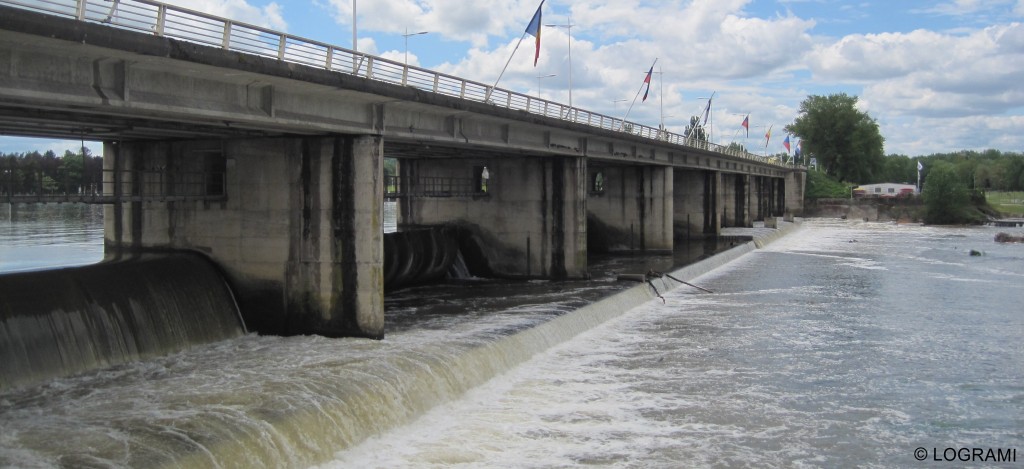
[1,205,1021,467]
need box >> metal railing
[2,0,792,168]
[384,175,484,199]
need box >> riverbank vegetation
[1,149,103,195]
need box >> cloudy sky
[4,0,1022,157]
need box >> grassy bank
[986,191,1024,216]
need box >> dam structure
[0,0,806,342]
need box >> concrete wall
[672,169,712,240]
[719,173,751,228]
[587,164,673,253]
[104,135,384,338]
[398,156,587,279]
[785,170,807,217]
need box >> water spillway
[0,253,247,391]
[383,225,463,290]
[0,230,775,467]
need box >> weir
[0,222,801,467]
[0,252,246,391]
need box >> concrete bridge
[0,0,804,339]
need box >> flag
[917,161,923,171]
[525,1,544,66]
[795,140,802,157]
[642,66,653,102]
[783,135,791,153]
[741,114,749,138]
[701,98,712,125]
[764,125,773,148]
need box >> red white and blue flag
[783,135,791,153]
[741,114,749,138]
[525,1,544,66]
[642,66,653,102]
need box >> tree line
[784,92,1024,191]
[1,148,104,196]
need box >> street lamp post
[403,28,429,66]
[545,15,574,118]
[537,74,556,100]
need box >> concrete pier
[105,136,385,338]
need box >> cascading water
[0,252,247,391]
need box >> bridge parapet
[2,0,787,168]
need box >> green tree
[684,116,707,143]
[805,168,854,199]
[785,93,885,183]
[922,161,971,224]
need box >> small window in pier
[474,166,490,193]
[204,152,226,196]
[591,171,605,195]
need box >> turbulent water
[1,206,1022,468]
[327,220,1024,468]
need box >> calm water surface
[0,204,103,273]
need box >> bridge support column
[673,168,713,240]
[587,165,672,252]
[104,135,384,338]
[720,173,751,228]
[784,170,806,218]
[399,155,587,279]
[704,171,722,236]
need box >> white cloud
[809,23,1024,118]
[165,0,288,30]
[322,0,539,47]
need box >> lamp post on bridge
[537,74,556,100]
[403,28,429,66]
[545,15,574,118]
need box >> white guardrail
[2,0,789,167]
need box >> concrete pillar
[104,135,384,338]
[704,171,721,236]
[587,164,672,253]
[399,155,587,279]
[737,174,752,227]
[719,173,736,228]
[672,168,706,240]
[784,170,806,217]
[775,177,786,217]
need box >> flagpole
[488,31,530,102]
[619,58,658,131]
[659,65,664,133]
[488,0,545,103]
